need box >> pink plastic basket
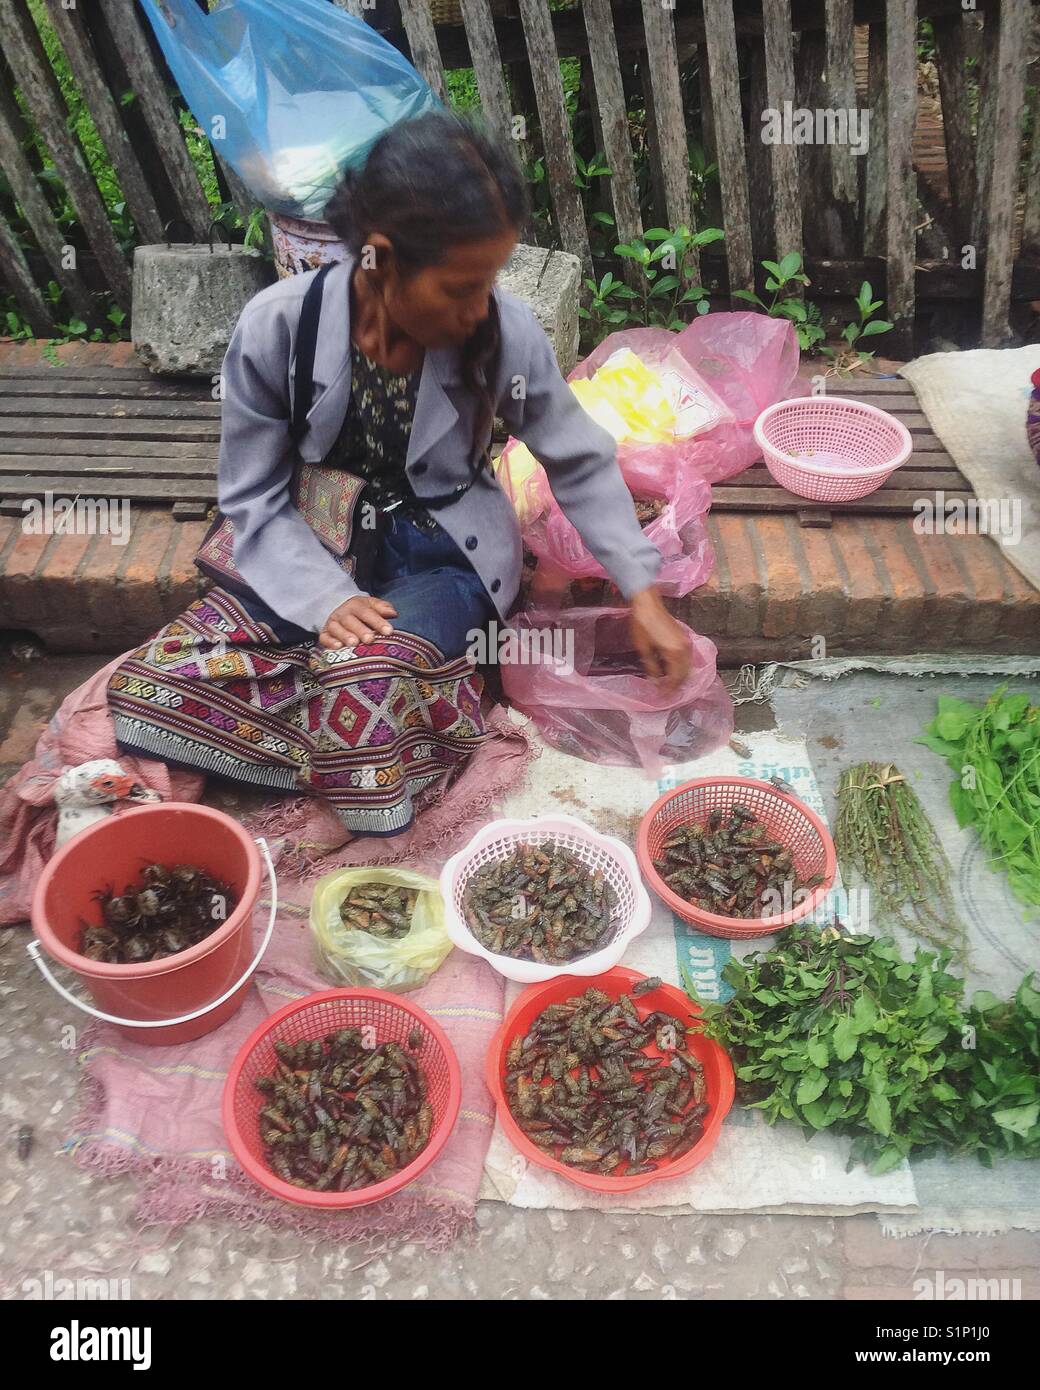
[222,989,461,1209]
[636,777,836,939]
[754,396,912,502]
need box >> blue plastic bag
[140,0,441,220]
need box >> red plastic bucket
[30,803,268,1046]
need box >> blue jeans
[239,513,495,660]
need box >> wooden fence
[0,0,1037,353]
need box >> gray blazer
[217,254,661,633]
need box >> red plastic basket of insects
[636,777,836,939]
[486,967,734,1193]
[222,989,461,1208]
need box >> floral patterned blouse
[326,338,438,532]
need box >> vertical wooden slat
[582,0,642,283]
[458,0,514,151]
[747,40,772,261]
[698,56,723,232]
[795,30,829,254]
[97,0,212,237]
[0,78,94,323]
[1022,81,1040,259]
[761,0,802,263]
[397,0,447,102]
[515,0,589,268]
[702,0,753,296]
[0,208,56,336]
[971,8,1000,249]
[0,0,131,305]
[823,0,858,254]
[41,0,165,245]
[932,12,976,247]
[981,0,1030,347]
[639,56,668,227]
[640,0,692,243]
[884,0,916,359]
[862,20,888,255]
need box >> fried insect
[80,861,237,964]
[652,805,823,919]
[631,976,661,996]
[632,495,666,527]
[253,1030,433,1192]
[462,842,619,964]
[503,985,710,1178]
[339,883,418,940]
[16,1124,32,1162]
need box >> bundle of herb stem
[834,761,967,960]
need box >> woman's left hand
[629,586,691,692]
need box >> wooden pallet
[0,364,219,521]
[710,374,974,527]
[0,362,972,527]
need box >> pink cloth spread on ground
[1,651,536,1247]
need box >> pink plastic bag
[672,313,803,447]
[524,459,713,597]
[500,607,734,778]
[568,327,749,485]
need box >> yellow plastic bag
[583,349,677,441]
[495,350,677,523]
[309,866,451,993]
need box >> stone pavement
[1,644,1037,1302]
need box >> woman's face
[373,227,518,349]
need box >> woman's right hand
[319,596,398,650]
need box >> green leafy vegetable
[920,687,1040,908]
[960,974,1040,1165]
[696,930,1040,1173]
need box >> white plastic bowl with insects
[439,814,653,984]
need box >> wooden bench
[0,361,976,528]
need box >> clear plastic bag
[500,608,734,778]
[309,866,451,993]
[139,0,440,220]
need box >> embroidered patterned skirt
[107,588,488,837]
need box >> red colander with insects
[223,989,461,1209]
[486,967,734,1193]
[637,776,836,939]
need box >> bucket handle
[26,838,278,1030]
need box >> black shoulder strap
[288,261,334,446]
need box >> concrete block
[131,243,275,377]
[497,243,582,374]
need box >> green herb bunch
[834,761,967,958]
[920,688,1040,909]
[697,929,973,1174]
[962,976,1040,1164]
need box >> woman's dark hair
[325,112,529,481]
